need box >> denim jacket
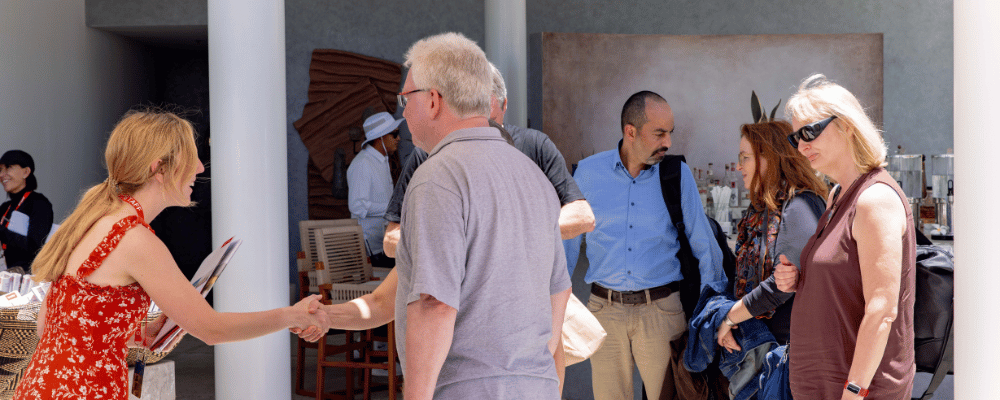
[684,287,787,400]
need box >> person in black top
[0,150,54,272]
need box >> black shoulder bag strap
[658,155,701,318]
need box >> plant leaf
[751,91,763,123]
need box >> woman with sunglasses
[715,109,827,355]
[775,74,916,400]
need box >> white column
[485,0,527,127]
[954,0,1000,397]
[208,0,290,399]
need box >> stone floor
[160,334,397,400]
[160,333,953,400]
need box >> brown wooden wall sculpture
[294,49,402,220]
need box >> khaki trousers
[588,291,686,400]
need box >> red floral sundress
[15,195,154,399]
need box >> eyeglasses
[736,152,752,167]
[397,89,430,108]
[787,115,838,148]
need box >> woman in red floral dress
[14,110,329,399]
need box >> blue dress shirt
[563,148,727,293]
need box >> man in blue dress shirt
[563,90,727,399]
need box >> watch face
[845,382,868,396]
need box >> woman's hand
[774,254,799,292]
[717,321,741,353]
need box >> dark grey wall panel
[86,0,206,27]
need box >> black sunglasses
[787,115,838,148]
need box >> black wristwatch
[844,381,869,397]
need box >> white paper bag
[562,294,607,366]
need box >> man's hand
[559,200,595,240]
[383,222,401,258]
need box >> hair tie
[105,177,119,191]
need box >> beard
[644,147,670,165]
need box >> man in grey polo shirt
[392,32,572,400]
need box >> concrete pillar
[208,0,290,398]
[954,0,1000,397]
[485,0,527,127]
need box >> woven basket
[0,303,173,399]
[0,304,40,399]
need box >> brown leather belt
[591,282,681,305]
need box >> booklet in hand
[149,237,242,352]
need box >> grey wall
[527,0,953,157]
[85,0,206,27]
[1,0,152,220]
[284,0,485,277]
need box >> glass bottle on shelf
[721,164,731,188]
[729,181,739,208]
[706,163,715,187]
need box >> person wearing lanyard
[0,150,53,272]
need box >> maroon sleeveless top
[789,168,916,399]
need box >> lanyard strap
[2,191,31,228]
[1,191,31,252]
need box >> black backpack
[912,231,954,400]
[658,155,736,317]
[640,155,735,400]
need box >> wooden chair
[314,275,402,400]
[292,290,401,400]
[314,225,371,285]
[315,317,401,400]
[299,219,362,267]
[294,217,401,399]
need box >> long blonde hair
[784,74,887,175]
[32,110,200,282]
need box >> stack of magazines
[148,237,242,352]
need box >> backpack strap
[658,155,701,317]
[916,321,954,400]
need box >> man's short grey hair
[404,32,492,119]
[489,62,507,104]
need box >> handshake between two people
[289,294,331,342]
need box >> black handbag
[912,236,954,400]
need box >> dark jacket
[685,286,790,400]
[0,189,54,270]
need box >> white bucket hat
[361,112,404,147]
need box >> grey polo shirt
[394,126,571,398]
